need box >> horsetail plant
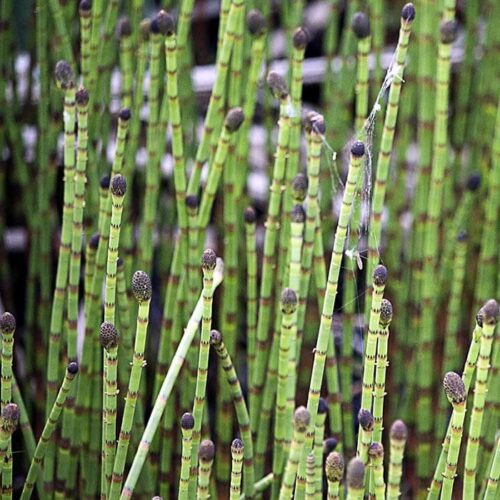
[463,299,499,497]
[325,451,344,500]
[120,258,224,498]
[346,457,365,500]
[298,140,366,482]
[484,436,500,500]
[189,249,217,496]
[210,330,255,499]
[178,412,195,500]
[230,438,244,500]
[314,398,328,493]
[197,439,215,500]
[109,271,152,497]
[368,442,385,499]
[279,406,310,499]
[440,371,467,499]
[20,363,78,500]
[387,420,408,500]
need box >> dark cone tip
[110,174,127,196]
[368,442,384,459]
[117,17,132,38]
[476,309,484,328]
[209,329,222,346]
[294,406,311,430]
[401,3,416,22]
[185,194,199,210]
[466,172,481,191]
[139,19,151,40]
[457,230,467,242]
[292,27,309,49]
[1,403,20,423]
[291,204,306,223]
[323,437,338,454]
[358,409,374,431]
[244,206,257,223]
[100,174,111,190]
[201,249,217,271]
[351,141,365,157]
[440,20,457,44]
[54,60,74,88]
[347,458,365,489]
[302,110,321,132]
[373,264,388,286]
[76,88,89,105]
[379,299,393,326]
[311,114,326,135]
[99,321,119,350]
[89,233,100,249]
[482,299,499,325]
[325,452,344,482]
[281,288,298,313]
[246,9,266,36]
[390,419,408,440]
[231,438,244,451]
[132,270,152,302]
[443,371,466,404]
[267,71,288,99]
[67,361,79,375]
[79,0,91,12]
[154,10,175,36]
[119,108,131,121]
[181,412,195,430]
[117,257,124,267]
[351,12,371,39]
[292,173,308,201]
[318,397,328,415]
[225,107,245,132]
[0,312,16,334]
[199,439,215,462]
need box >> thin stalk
[387,420,407,500]
[368,443,385,499]
[297,142,366,491]
[230,439,244,500]
[252,72,291,432]
[178,413,195,500]
[20,364,79,500]
[463,300,499,497]
[188,250,217,496]
[197,440,215,499]
[109,271,152,497]
[120,259,224,498]
[279,407,310,499]
[484,436,500,499]
[210,330,255,499]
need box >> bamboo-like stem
[372,299,393,442]
[427,311,484,498]
[178,413,195,500]
[272,288,298,497]
[230,439,244,500]
[20,364,78,500]
[365,4,415,292]
[368,442,385,499]
[297,141,366,487]
[251,72,292,432]
[188,250,217,496]
[387,420,407,500]
[210,330,255,499]
[109,271,152,498]
[120,259,224,498]
[197,440,215,499]
[357,409,374,466]
[484,436,500,499]
[417,17,457,485]
[279,407,310,499]
[440,372,467,500]
[463,300,499,497]
[313,399,328,494]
